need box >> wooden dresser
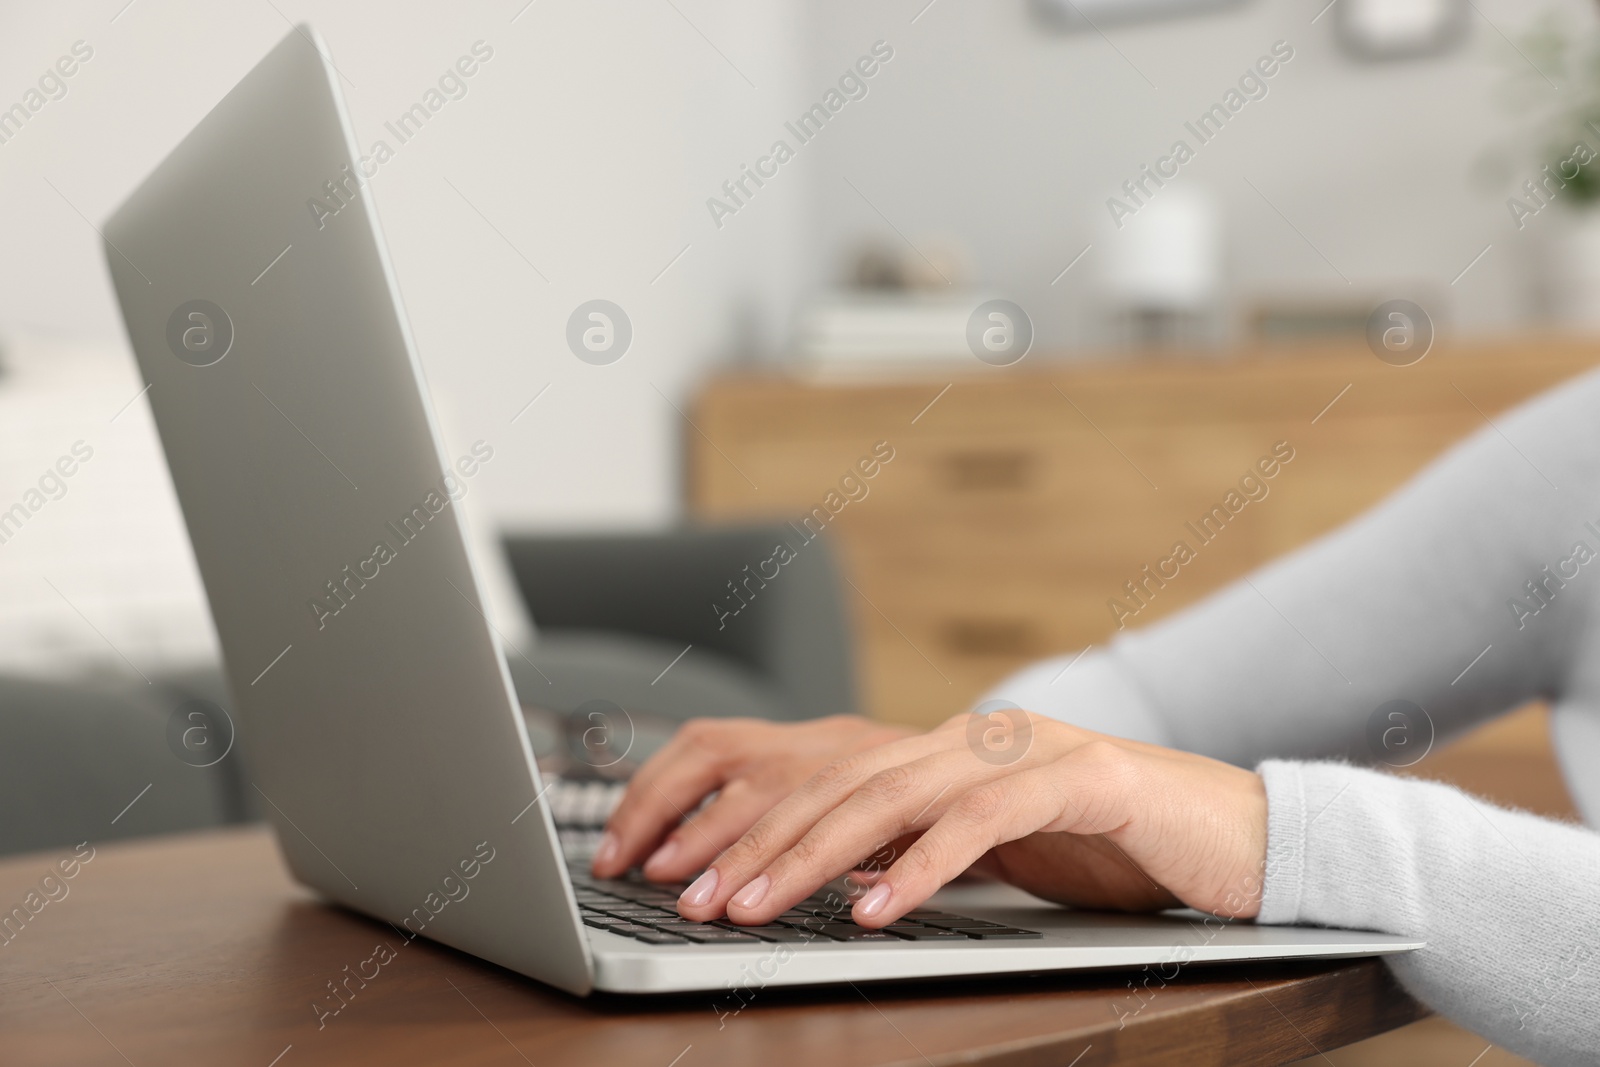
[688,339,1600,815]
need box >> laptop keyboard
[548,777,1042,946]
[568,868,1042,946]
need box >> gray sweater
[982,367,1600,1065]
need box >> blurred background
[3,1,1598,1060]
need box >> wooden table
[0,827,1426,1066]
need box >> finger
[845,833,919,890]
[640,780,781,882]
[723,750,991,925]
[844,868,884,891]
[864,751,1139,927]
[963,850,1007,881]
[595,723,743,877]
[675,731,949,919]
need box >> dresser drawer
[690,343,1600,723]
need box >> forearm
[975,646,1176,747]
[1259,760,1600,1065]
[986,367,1600,766]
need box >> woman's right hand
[591,715,918,882]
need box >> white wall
[0,0,1586,541]
[798,0,1581,348]
[0,0,815,531]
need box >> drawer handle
[939,618,1039,656]
[937,450,1037,491]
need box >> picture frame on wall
[1029,0,1251,32]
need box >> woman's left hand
[672,710,1270,927]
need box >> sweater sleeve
[974,368,1600,1058]
[980,365,1600,780]
[1258,760,1600,1066]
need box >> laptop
[102,25,1422,995]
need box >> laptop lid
[103,25,593,994]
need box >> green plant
[1505,10,1600,205]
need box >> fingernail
[644,839,679,874]
[857,882,892,919]
[731,874,770,910]
[592,832,619,870]
[680,868,719,908]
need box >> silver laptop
[103,25,1421,995]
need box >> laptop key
[963,928,1045,940]
[604,908,673,919]
[712,920,791,931]
[677,928,764,944]
[887,928,972,941]
[605,923,662,937]
[754,927,823,942]
[630,931,690,945]
[815,924,900,942]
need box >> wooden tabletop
[0,828,1426,1066]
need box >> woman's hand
[673,711,1269,927]
[592,715,918,882]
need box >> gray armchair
[0,674,246,856]
[0,523,858,856]
[502,524,858,723]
